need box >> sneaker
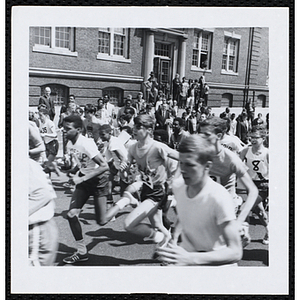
[124,191,139,208]
[262,232,269,245]
[63,252,88,264]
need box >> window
[155,43,171,57]
[222,37,239,73]
[33,27,77,56]
[192,30,212,70]
[102,87,124,106]
[98,28,129,61]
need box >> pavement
[50,170,269,267]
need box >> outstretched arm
[157,220,242,266]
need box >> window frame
[221,32,241,75]
[191,29,213,72]
[33,27,77,57]
[97,28,131,63]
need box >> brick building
[29,27,269,109]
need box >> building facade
[29,27,269,108]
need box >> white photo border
[11,6,289,295]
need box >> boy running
[240,126,269,244]
[62,115,110,264]
[118,115,177,245]
[38,108,60,176]
[157,135,242,266]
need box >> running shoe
[262,232,269,245]
[63,252,89,264]
[124,191,139,208]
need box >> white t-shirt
[173,176,236,252]
[39,118,57,144]
[221,134,244,154]
[105,136,128,169]
[66,134,100,175]
[244,146,269,181]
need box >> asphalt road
[50,171,269,267]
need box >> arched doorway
[221,93,233,107]
[256,94,266,108]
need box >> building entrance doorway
[153,57,172,98]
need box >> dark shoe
[63,252,88,264]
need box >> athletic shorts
[45,139,59,157]
[140,183,165,204]
[70,171,110,209]
[253,180,269,200]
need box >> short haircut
[69,94,75,99]
[250,125,267,138]
[222,117,231,133]
[173,117,184,127]
[84,104,96,114]
[134,114,155,129]
[39,108,49,115]
[64,114,83,129]
[154,129,169,143]
[178,135,215,165]
[199,116,227,135]
[99,124,112,133]
[103,94,110,99]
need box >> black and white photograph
[10,6,290,296]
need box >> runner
[240,125,269,244]
[62,115,110,264]
[157,135,242,266]
[120,115,177,245]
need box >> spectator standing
[236,112,249,145]
[229,113,237,135]
[169,117,190,151]
[103,94,116,119]
[180,77,189,109]
[172,73,181,102]
[39,87,55,121]
[96,98,111,125]
[203,83,209,106]
[186,109,198,134]
[133,92,146,114]
[252,113,265,126]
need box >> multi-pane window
[33,27,75,52]
[192,31,212,69]
[34,27,51,46]
[222,37,239,72]
[98,28,129,59]
[55,27,71,49]
[103,87,123,106]
[155,43,171,57]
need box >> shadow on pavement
[55,242,157,266]
[242,248,269,266]
[85,227,151,247]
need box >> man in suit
[39,87,55,121]
[155,103,172,132]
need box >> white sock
[152,231,164,243]
[76,239,87,255]
[115,197,130,210]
